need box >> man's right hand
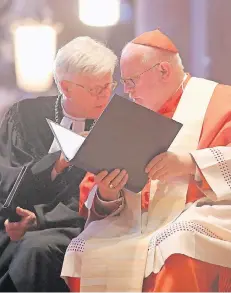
[5,207,37,241]
[51,153,70,180]
[95,169,128,201]
[55,153,70,172]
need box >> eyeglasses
[68,81,117,96]
[120,62,160,88]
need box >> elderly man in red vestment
[61,30,231,292]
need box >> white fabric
[191,146,231,201]
[62,78,231,292]
[62,191,142,279]
[145,77,217,234]
[144,77,218,276]
[85,185,98,209]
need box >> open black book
[47,94,182,193]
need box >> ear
[59,80,72,98]
[159,62,171,81]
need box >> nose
[124,83,134,95]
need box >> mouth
[129,93,142,102]
[95,104,106,109]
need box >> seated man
[61,30,231,292]
[0,36,117,292]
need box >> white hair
[53,36,118,92]
[122,42,184,71]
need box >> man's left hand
[145,152,196,181]
[5,207,37,241]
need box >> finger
[101,169,121,186]
[16,207,32,217]
[110,170,127,188]
[147,158,166,177]
[57,155,70,170]
[145,153,165,173]
[94,170,109,184]
[149,168,168,181]
[79,131,89,138]
[116,173,129,190]
[148,164,166,180]
[25,215,36,226]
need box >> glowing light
[79,0,120,27]
[13,24,57,92]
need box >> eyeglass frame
[120,62,161,88]
[66,80,118,96]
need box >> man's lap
[0,227,81,291]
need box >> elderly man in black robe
[0,36,117,292]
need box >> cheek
[74,91,92,107]
[101,89,112,101]
[135,80,151,97]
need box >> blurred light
[79,0,120,27]
[13,24,57,92]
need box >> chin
[90,111,103,120]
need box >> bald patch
[122,42,179,66]
[122,43,154,62]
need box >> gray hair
[53,36,118,92]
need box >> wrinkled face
[60,73,116,119]
[120,44,171,111]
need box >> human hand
[145,152,196,182]
[79,131,89,138]
[5,207,37,241]
[95,169,128,201]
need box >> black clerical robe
[0,96,92,292]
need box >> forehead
[72,72,112,86]
[120,43,153,77]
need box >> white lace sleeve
[191,146,231,200]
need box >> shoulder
[212,83,231,103]
[206,82,231,118]
[15,95,57,125]
[1,95,58,134]
[201,82,231,140]
[17,95,57,115]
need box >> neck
[167,73,187,101]
[172,73,187,95]
[156,73,187,112]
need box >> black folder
[0,165,30,222]
[47,94,182,193]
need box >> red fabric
[79,172,95,219]
[67,277,80,292]
[142,254,231,292]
